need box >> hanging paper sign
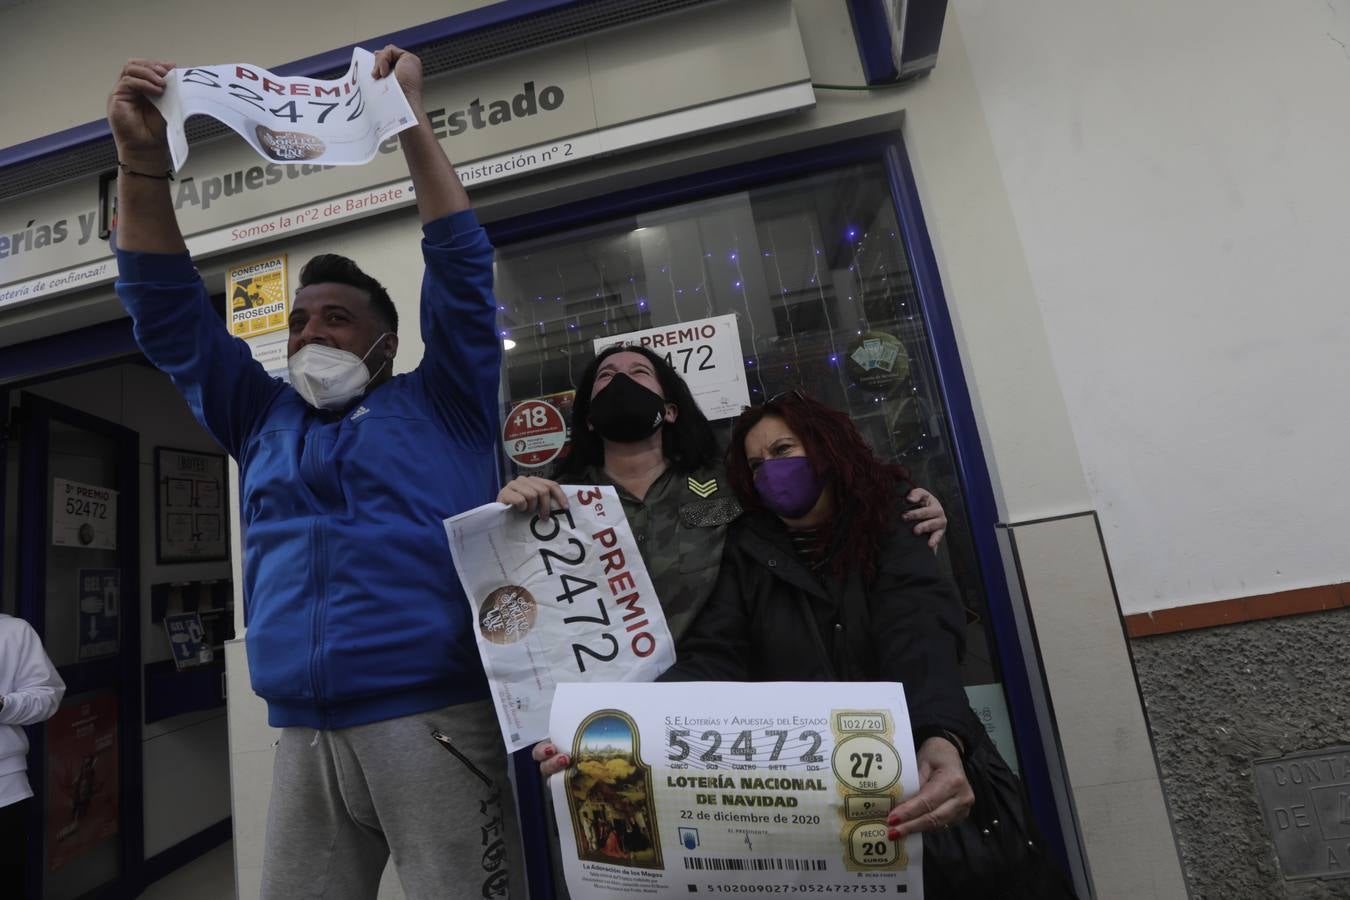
[594,314,750,420]
[151,47,418,171]
[444,486,676,751]
[503,398,568,469]
[549,681,923,899]
[77,569,121,660]
[52,478,118,550]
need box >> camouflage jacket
[579,462,741,642]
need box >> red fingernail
[886,817,898,826]
[887,829,900,840]
[559,756,569,766]
[543,746,555,757]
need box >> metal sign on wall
[0,0,812,310]
[1253,746,1350,879]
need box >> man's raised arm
[107,60,187,253]
[371,46,500,446]
[373,46,471,223]
[106,58,281,458]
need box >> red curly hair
[726,393,912,582]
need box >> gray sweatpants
[260,700,523,899]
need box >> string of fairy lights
[493,191,935,459]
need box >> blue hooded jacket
[115,209,501,729]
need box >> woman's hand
[498,477,568,516]
[903,488,947,550]
[532,739,570,779]
[885,736,973,839]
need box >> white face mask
[288,333,392,410]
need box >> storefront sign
[445,486,676,751]
[46,693,120,872]
[76,569,120,660]
[1,0,813,307]
[1254,746,1350,879]
[155,448,228,563]
[52,478,117,550]
[503,398,568,468]
[595,313,751,420]
[548,681,923,898]
[154,47,417,170]
[227,254,289,378]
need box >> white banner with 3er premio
[549,681,923,898]
[151,48,418,170]
[445,486,676,751]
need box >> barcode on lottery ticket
[682,857,828,872]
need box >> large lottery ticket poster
[151,47,418,171]
[445,487,676,751]
[549,682,923,899]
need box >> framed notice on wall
[155,447,228,564]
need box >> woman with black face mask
[496,345,950,642]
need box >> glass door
[16,392,142,900]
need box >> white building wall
[951,0,1350,614]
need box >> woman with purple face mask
[657,393,1078,898]
[666,392,983,847]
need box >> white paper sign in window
[593,313,751,421]
[52,478,118,550]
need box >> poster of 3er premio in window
[595,314,750,421]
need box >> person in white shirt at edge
[0,613,67,893]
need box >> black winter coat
[661,508,980,751]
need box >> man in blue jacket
[108,47,519,899]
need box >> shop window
[495,161,1004,713]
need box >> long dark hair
[726,392,912,581]
[556,344,719,478]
